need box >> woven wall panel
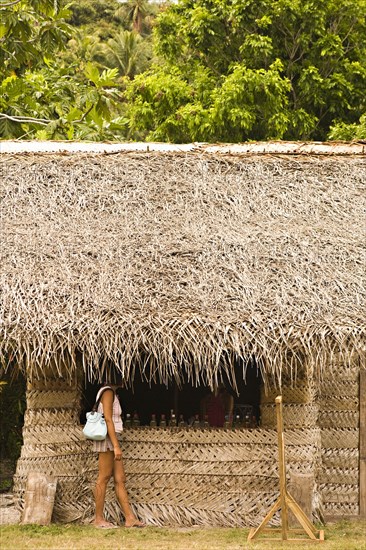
[122,458,279,477]
[317,468,359,485]
[320,428,358,449]
[318,370,360,518]
[15,422,320,526]
[28,379,78,392]
[26,390,79,409]
[22,424,84,445]
[24,408,79,427]
[125,485,272,509]
[322,364,359,379]
[15,454,97,477]
[129,501,281,528]
[319,484,359,502]
[16,378,360,525]
[121,427,320,446]
[261,404,318,428]
[318,411,359,429]
[320,397,359,411]
[321,448,359,469]
[122,441,318,464]
[20,441,89,458]
[124,473,279,493]
[111,492,282,527]
[261,383,316,404]
[323,502,359,516]
[319,379,359,398]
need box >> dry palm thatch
[0,146,365,385]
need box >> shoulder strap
[92,386,114,412]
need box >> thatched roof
[0,142,365,385]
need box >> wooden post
[360,368,366,518]
[276,396,289,540]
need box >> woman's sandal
[95,522,119,529]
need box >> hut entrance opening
[81,358,262,428]
[0,367,26,491]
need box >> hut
[0,141,365,526]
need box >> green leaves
[84,62,101,85]
[125,59,290,142]
[1,0,365,143]
[0,0,73,72]
[0,60,124,140]
[144,0,366,141]
[328,113,366,140]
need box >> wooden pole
[276,396,289,540]
[360,368,366,518]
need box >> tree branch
[0,0,22,7]
[74,103,95,123]
[0,113,51,125]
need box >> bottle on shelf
[234,414,241,429]
[250,415,257,429]
[132,412,140,427]
[223,415,231,429]
[159,413,167,428]
[124,413,131,429]
[178,414,185,428]
[193,414,201,429]
[244,414,250,429]
[169,411,177,427]
[203,415,209,429]
[150,413,157,427]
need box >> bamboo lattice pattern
[318,364,360,517]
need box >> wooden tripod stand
[248,396,324,542]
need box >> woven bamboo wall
[318,363,360,518]
[261,370,318,424]
[13,373,89,523]
[14,380,321,527]
[260,375,321,517]
[14,425,321,526]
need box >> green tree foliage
[63,0,154,80]
[115,0,157,36]
[0,0,128,139]
[67,0,119,29]
[2,0,365,142]
[126,60,291,142]
[0,0,72,72]
[104,30,151,78]
[125,0,366,142]
[328,114,366,140]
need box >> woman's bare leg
[113,459,144,527]
[94,451,115,526]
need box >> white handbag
[82,387,112,441]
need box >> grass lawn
[0,521,365,550]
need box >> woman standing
[93,381,145,528]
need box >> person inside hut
[200,383,234,427]
[93,374,145,528]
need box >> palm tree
[115,0,156,35]
[104,30,150,78]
